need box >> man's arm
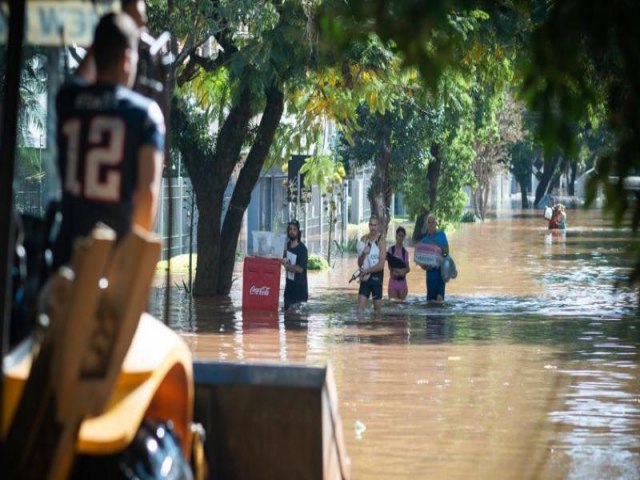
[283,246,306,274]
[282,259,304,274]
[357,236,369,267]
[298,245,308,271]
[74,47,96,83]
[132,145,163,231]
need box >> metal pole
[0,0,27,468]
[296,173,301,220]
[178,154,182,254]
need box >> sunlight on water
[150,209,640,479]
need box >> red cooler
[242,256,282,311]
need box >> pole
[0,0,27,469]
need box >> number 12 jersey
[54,77,165,267]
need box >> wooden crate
[193,361,350,480]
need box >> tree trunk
[482,182,490,219]
[191,88,252,296]
[368,112,393,235]
[216,86,285,294]
[472,187,480,219]
[517,177,529,208]
[472,186,486,220]
[412,211,428,243]
[534,154,561,207]
[427,142,442,210]
[410,144,441,242]
[192,194,223,295]
[568,158,577,196]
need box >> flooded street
[150,208,640,479]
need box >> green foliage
[270,35,410,169]
[317,1,512,88]
[298,156,347,263]
[460,211,477,223]
[299,155,345,193]
[317,0,640,290]
[170,95,216,176]
[307,254,330,271]
[521,1,640,227]
[335,234,360,254]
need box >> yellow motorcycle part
[3,313,194,456]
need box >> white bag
[440,256,458,283]
[543,207,553,220]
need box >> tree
[521,1,640,283]
[317,36,415,234]
[508,135,539,209]
[150,0,316,296]
[298,155,346,263]
[318,1,640,289]
[471,92,525,219]
[321,1,527,230]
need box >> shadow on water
[149,208,640,480]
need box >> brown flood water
[150,208,640,480]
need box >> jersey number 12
[62,117,125,202]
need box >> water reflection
[149,209,640,479]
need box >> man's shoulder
[116,87,160,111]
[116,88,165,130]
[296,242,308,253]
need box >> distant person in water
[387,226,410,300]
[281,220,308,312]
[357,215,386,313]
[548,204,567,230]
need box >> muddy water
[150,209,640,479]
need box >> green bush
[334,234,359,254]
[460,211,477,223]
[308,254,330,271]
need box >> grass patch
[156,254,197,274]
[157,251,246,274]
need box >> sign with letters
[0,1,117,47]
[414,243,442,268]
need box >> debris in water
[354,420,367,440]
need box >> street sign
[0,1,117,47]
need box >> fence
[155,177,198,260]
[14,173,377,262]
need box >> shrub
[460,211,477,223]
[308,254,330,271]
[333,234,360,254]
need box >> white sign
[249,285,271,297]
[0,1,118,47]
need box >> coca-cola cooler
[242,256,282,311]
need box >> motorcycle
[2,211,205,479]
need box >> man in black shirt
[281,220,308,312]
[53,12,164,267]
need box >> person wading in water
[356,215,386,313]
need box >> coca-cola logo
[249,285,271,296]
